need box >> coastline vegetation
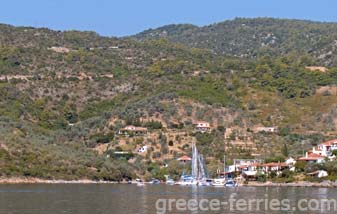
[1,18,337,182]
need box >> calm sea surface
[1,184,337,214]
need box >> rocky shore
[245,181,337,188]
[0,177,119,184]
[1,177,337,187]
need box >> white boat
[149,179,160,184]
[198,178,213,186]
[165,179,175,185]
[212,178,225,187]
[177,175,198,186]
[224,180,238,187]
[136,178,145,186]
[137,182,145,186]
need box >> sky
[0,0,336,37]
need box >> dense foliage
[1,18,337,181]
[132,18,337,66]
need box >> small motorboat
[137,182,145,187]
[212,178,225,187]
[136,178,145,186]
[225,180,238,187]
[149,179,161,184]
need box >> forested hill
[130,18,337,66]
[1,20,337,181]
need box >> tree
[281,143,289,157]
[295,161,307,172]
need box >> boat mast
[191,142,198,179]
[223,155,226,179]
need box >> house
[233,159,262,169]
[285,157,296,166]
[253,126,278,133]
[316,139,337,157]
[230,159,263,180]
[285,157,296,171]
[138,145,148,153]
[236,160,291,179]
[242,170,258,180]
[308,170,328,178]
[237,163,260,172]
[194,121,210,132]
[226,165,237,173]
[237,162,265,180]
[227,159,263,175]
[118,125,147,136]
[177,155,192,163]
[298,139,337,163]
[298,152,326,164]
[261,162,288,174]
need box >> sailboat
[211,155,238,187]
[177,142,209,186]
[212,155,226,187]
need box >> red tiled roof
[178,155,192,161]
[307,171,320,175]
[237,163,261,168]
[262,162,287,167]
[219,172,233,175]
[320,139,337,146]
[194,121,210,127]
[308,153,325,158]
[299,153,325,161]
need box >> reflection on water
[0,184,336,214]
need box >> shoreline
[244,181,337,188]
[1,177,337,187]
[0,177,120,184]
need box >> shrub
[257,174,266,182]
[152,152,161,159]
[144,120,163,130]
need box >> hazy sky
[1,0,336,36]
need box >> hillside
[1,21,337,181]
[131,18,337,66]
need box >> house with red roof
[298,152,326,164]
[261,162,288,173]
[316,139,337,157]
[177,155,192,163]
[298,139,337,163]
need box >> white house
[285,157,296,166]
[298,152,326,164]
[119,125,148,136]
[138,145,148,153]
[253,126,278,133]
[194,121,210,132]
[308,170,328,178]
[316,139,337,157]
[285,157,296,171]
[299,139,337,163]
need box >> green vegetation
[132,18,337,66]
[1,18,337,181]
